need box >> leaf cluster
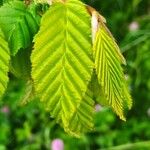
[0,0,132,136]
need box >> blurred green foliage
[0,0,150,149]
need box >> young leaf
[9,47,32,80]
[20,79,35,105]
[93,20,132,121]
[34,0,52,5]
[92,71,108,106]
[31,0,94,134]
[66,78,95,137]
[0,1,39,55]
[0,29,10,98]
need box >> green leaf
[66,78,95,137]
[0,29,10,98]
[34,0,51,4]
[20,79,35,105]
[93,21,132,121]
[9,47,32,79]
[31,0,94,135]
[92,71,108,106]
[0,1,39,55]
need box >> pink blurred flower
[129,21,139,31]
[95,104,103,112]
[51,139,64,150]
[1,106,10,114]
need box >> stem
[121,35,150,53]
[101,141,150,150]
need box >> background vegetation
[0,0,150,149]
